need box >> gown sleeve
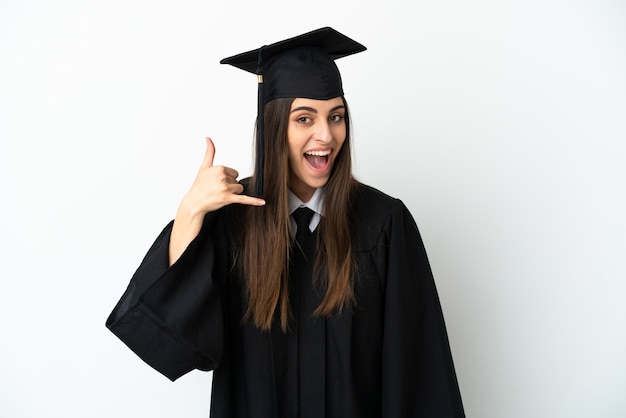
[105,211,226,381]
[381,200,465,417]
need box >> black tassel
[254,46,265,197]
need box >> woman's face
[287,97,346,202]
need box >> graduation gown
[106,183,465,417]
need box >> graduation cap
[220,27,366,197]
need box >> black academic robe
[106,183,465,417]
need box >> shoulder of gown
[350,182,416,250]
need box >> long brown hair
[242,97,357,332]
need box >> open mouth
[304,149,331,170]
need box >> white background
[1,0,625,417]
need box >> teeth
[305,150,331,156]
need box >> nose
[314,120,333,144]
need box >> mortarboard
[220,27,366,197]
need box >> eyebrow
[290,105,346,114]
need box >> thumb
[201,137,216,168]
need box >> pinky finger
[233,194,266,207]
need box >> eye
[296,115,311,124]
[329,114,344,123]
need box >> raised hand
[184,137,265,215]
[169,137,265,265]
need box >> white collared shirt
[288,187,325,233]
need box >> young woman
[107,27,465,418]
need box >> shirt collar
[288,187,325,232]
